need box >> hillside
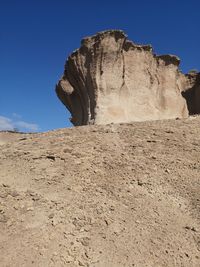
[0,117,200,267]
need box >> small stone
[46,155,56,161]
[191,227,197,232]
[185,225,197,232]
[78,260,85,266]
[48,213,54,219]
[52,218,60,226]
[109,206,115,211]
[27,190,35,196]
[2,184,9,188]
[27,207,34,211]
[9,190,19,197]
[32,196,40,201]
[137,181,143,186]
[105,219,109,226]
[80,237,90,246]
[65,255,74,263]
[0,192,8,198]
[0,214,8,223]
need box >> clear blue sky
[0,0,199,132]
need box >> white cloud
[15,121,39,131]
[12,113,22,119]
[0,115,39,132]
[0,116,14,131]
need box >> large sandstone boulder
[56,30,199,126]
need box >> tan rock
[182,72,200,115]
[56,30,199,126]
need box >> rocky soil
[0,117,200,266]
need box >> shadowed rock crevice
[181,72,200,115]
[56,30,199,126]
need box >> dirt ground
[0,117,200,267]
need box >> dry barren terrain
[0,117,200,267]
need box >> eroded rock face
[182,72,200,115]
[56,30,199,126]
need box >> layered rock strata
[56,30,199,126]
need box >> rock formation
[56,30,199,126]
[182,72,200,115]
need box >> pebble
[78,260,85,266]
[9,190,19,197]
[0,214,8,223]
[65,255,74,263]
[2,184,9,188]
[80,237,90,246]
[185,225,197,232]
[48,213,54,219]
[27,207,34,211]
[0,192,8,198]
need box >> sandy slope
[0,132,26,145]
[0,117,200,267]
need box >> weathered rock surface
[56,30,199,126]
[182,72,200,115]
